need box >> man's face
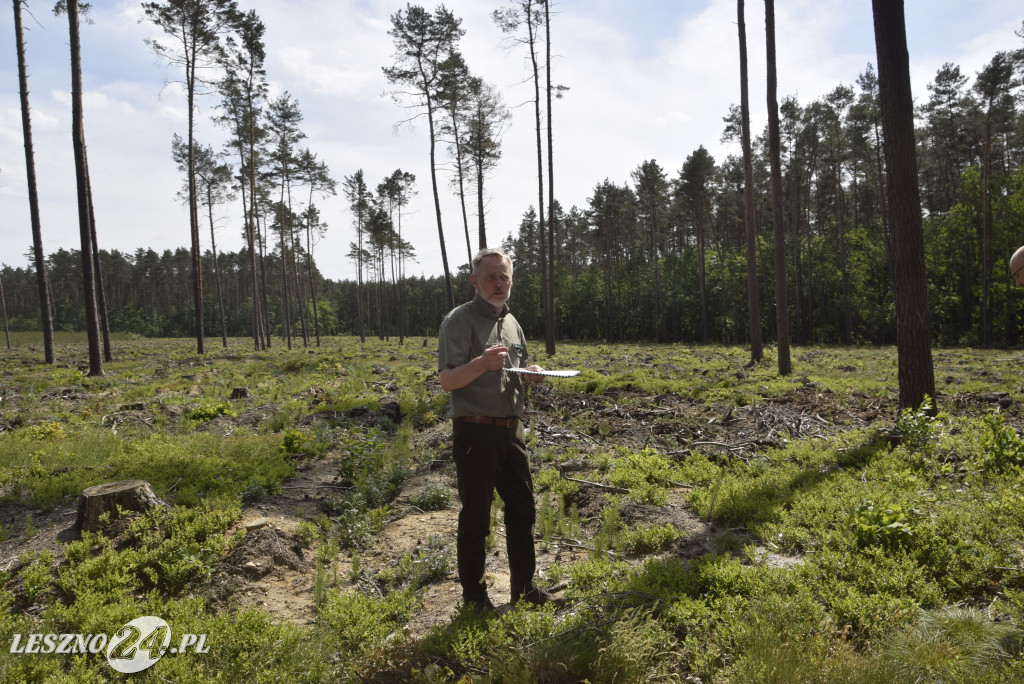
[1014,263,1024,287]
[471,255,513,311]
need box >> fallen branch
[689,440,753,451]
[548,536,592,552]
[560,475,628,493]
[571,429,600,444]
[281,484,355,491]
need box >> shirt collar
[472,293,508,320]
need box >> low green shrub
[186,400,236,422]
[411,534,454,587]
[979,413,1024,472]
[853,499,926,550]
[409,480,454,511]
[624,523,682,555]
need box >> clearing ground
[0,364,1015,638]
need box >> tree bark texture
[872,0,936,412]
[15,0,56,364]
[737,0,763,362]
[764,0,791,375]
[68,0,103,376]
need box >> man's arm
[439,344,509,392]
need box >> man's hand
[480,344,509,371]
[524,364,545,387]
[440,344,508,391]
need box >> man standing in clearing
[437,248,560,614]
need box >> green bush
[607,447,684,505]
[409,480,454,511]
[979,413,1024,472]
[186,400,236,422]
[624,523,682,556]
[412,534,454,587]
[853,499,926,550]
[894,396,937,452]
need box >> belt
[455,415,519,428]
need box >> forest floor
[2,342,1017,641]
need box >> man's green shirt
[437,295,529,418]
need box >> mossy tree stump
[75,480,168,532]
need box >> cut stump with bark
[75,480,168,532]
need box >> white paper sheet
[503,367,580,377]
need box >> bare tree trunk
[449,103,473,267]
[476,158,487,250]
[397,208,407,345]
[791,167,803,344]
[257,211,272,348]
[305,222,321,347]
[867,111,896,304]
[244,108,265,351]
[239,176,261,350]
[356,259,366,344]
[737,0,763,362]
[186,64,204,355]
[289,217,309,347]
[765,0,791,375]
[525,0,553,355]
[981,119,992,347]
[872,0,935,413]
[86,169,112,361]
[837,187,853,345]
[376,253,385,340]
[426,102,455,310]
[206,196,228,347]
[68,0,103,376]
[0,274,10,349]
[698,199,709,343]
[276,187,293,349]
[544,0,557,352]
[14,0,56,364]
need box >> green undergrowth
[2,340,1024,681]
[0,428,292,510]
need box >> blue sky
[1,0,1021,282]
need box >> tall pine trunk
[737,0,762,362]
[427,102,455,310]
[765,0,791,374]
[68,0,103,376]
[0,274,10,349]
[186,54,205,354]
[305,215,321,347]
[872,0,936,413]
[277,199,292,349]
[206,196,228,347]
[981,117,993,347]
[86,169,112,361]
[544,0,556,353]
[14,0,56,364]
[526,0,554,355]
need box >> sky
[1,0,1022,282]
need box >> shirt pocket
[505,340,526,368]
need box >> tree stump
[75,480,168,532]
[230,387,250,400]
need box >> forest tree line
[4,2,1024,352]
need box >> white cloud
[2,0,1022,283]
